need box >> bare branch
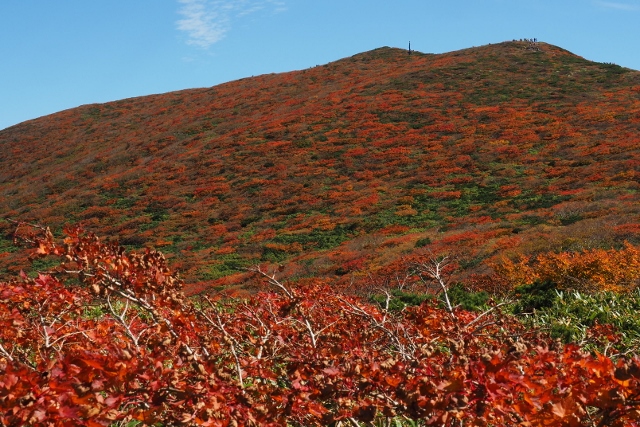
[106,296,151,350]
[464,301,511,333]
[198,297,244,388]
[248,265,295,300]
[338,296,417,361]
[96,267,198,360]
[415,254,456,318]
[0,341,14,362]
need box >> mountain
[1,41,639,293]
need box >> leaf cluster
[2,227,640,425]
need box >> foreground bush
[1,224,640,426]
[495,243,640,292]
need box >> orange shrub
[494,243,640,292]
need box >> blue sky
[1,0,639,130]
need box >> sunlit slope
[1,41,639,290]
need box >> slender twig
[464,301,511,332]
[107,296,150,350]
[415,255,456,319]
[198,296,244,388]
[248,265,295,300]
[0,341,14,362]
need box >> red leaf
[323,366,340,376]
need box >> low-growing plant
[447,282,490,311]
[1,224,640,425]
[514,288,640,354]
[511,279,559,314]
[370,288,432,311]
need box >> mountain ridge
[1,40,639,292]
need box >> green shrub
[512,288,640,353]
[447,283,489,311]
[512,280,558,314]
[370,289,432,311]
[199,253,248,280]
[414,237,432,248]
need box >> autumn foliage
[494,242,640,292]
[0,225,640,426]
[2,41,640,424]
[1,41,639,289]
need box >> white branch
[0,341,14,362]
[416,255,456,318]
[199,296,244,389]
[248,265,295,300]
[107,296,151,350]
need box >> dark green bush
[512,280,558,314]
[447,283,489,311]
[370,289,432,311]
[415,237,432,248]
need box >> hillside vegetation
[2,40,640,426]
[1,225,639,426]
[1,41,640,293]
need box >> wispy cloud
[595,1,640,10]
[177,0,287,48]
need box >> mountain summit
[1,41,639,290]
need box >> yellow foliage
[395,205,418,216]
[493,242,640,292]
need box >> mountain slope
[1,41,639,292]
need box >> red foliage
[1,41,639,291]
[1,226,640,425]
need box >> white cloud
[177,0,229,48]
[177,0,287,48]
[595,1,640,10]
